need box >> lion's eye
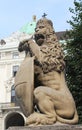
[39,26,44,29]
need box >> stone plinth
[8,125,82,130]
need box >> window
[12,52,19,59]
[11,85,16,103]
[11,85,15,96]
[13,65,19,77]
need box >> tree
[65,0,82,123]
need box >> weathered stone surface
[8,125,82,130]
[15,17,78,126]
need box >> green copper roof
[20,21,36,34]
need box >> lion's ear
[48,20,53,27]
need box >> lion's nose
[35,28,39,32]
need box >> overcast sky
[0,0,75,39]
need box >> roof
[0,31,32,51]
[56,31,66,40]
[20,21,36,35]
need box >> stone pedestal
[8,125,82,130]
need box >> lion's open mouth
[35,34,45,41]
[34,34,45,46]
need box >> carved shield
[15,57,34,116]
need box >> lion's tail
[57,110,79,124]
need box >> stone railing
[0,102,19,110]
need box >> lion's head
[34,18,57,46]
[34,17,65,73]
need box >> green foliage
[65,0,82,124]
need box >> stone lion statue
[15,17,78,126]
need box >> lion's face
[34,24,47,46]
[34,18,55,46]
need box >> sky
[0,0,75,39]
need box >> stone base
[8,125,82,130]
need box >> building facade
[0,17,36,130]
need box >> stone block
[8,125,82,130]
